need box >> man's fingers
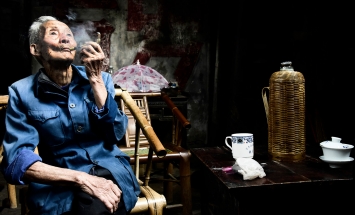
[81,175,122,213]
[102,193,120,213]
[100,180,122,213]
[80,42,104,62]
[81,42,103,53]
[112,186,122,198]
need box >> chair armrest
[0,95,8,105]
[160,91,191,129]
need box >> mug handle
[225,136,232,150]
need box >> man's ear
[30,44,40,56]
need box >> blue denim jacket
[1,65,140,214]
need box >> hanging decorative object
[112,60,169,92]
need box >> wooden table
[191,145,354,215]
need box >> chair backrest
[0,95,9,162]
[0,95,7,163]
[115,89,166,158]
[120,95,151,148]
[118,91,191,148]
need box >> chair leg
[7,184,17,208]
[20,187,30,215]
[163,162,174,203]
[180,150,192,215]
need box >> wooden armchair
[115,89,192,215]
[0,91,168,215]
[0,95,18,209]
[115,88,167,214]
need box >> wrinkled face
[36,20,77,64]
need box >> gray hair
[28,16,58,45]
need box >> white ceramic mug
[225,133,254,159]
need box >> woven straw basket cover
[262,70,305,161]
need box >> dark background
[1,0,354,151]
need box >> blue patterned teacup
[225,133,254,159]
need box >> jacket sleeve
[1,87,42,185]
[89,72,128,143]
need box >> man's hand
[80,41,107,108]
[24,162,122,213]
[78,173,122,213]
[80,41,105,78]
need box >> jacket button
[70,103,76,108]
[77,126,83,132]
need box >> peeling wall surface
[3,0,354,150]
[28,0,209,147]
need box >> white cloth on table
[232,158,266,180]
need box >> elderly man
[1,16,140,215]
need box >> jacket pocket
[28,110,65,146]
[28,110,59,122]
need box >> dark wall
[0,0,32,95]
[0,0,32,141]
[208,0,355,150]
[1,0,354,151]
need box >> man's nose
[60,35,70,43]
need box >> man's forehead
[43,20,71,31]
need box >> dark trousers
[62,166,126,215]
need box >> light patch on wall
[145,57,180,83]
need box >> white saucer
[319,156,354,168]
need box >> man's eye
[50,32,58,35]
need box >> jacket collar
[35,64,89,99]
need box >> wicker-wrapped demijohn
[262,61,305,162]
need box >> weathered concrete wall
[9,0,354,152]
[29,0,210,147]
